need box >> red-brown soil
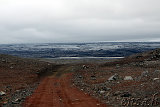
[0,54,59,106]
[1,49,160,106]
[24,73,108,107]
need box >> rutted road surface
[24,70,107,107]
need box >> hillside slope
[73,49,160,106]
[0,54,59,106]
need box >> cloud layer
[0,0,160,43]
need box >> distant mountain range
[0,42,160,58]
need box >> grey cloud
[0,0,160,44]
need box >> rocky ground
[72,49,160,107]
[0,54,59,107]
[1,48,160,107]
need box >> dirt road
[24,72,107,107]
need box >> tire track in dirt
[24,72,108,107]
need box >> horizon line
[0,41,160,45]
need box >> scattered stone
[154,70,160,74]
[90,75,96,80]
[136,55,142,59]
[116,64,120,68]
[138,71,149,80]
[36,71,40,75]
[71,49,160,107]
[12,98,21,104]
[108,73,119,81]
[113,91,121,96]
[140,70,149,78]
[16,90,20,93]
[0,91,6,96]
[75,99,79,101]
[15,98,21,102]
[10,66,14,69]
[124,76,133,81]
[153,78,159,81]
[2,59,6,62]
[6,85,12,89]
[78,75,82,78]
[82,65,89,69]
[120,92,132,97]
[99,90,105,94]
[102,87,111,91]
[97,103,100,106]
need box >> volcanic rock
[108,73,119,81]
[0,91,6,96]
[124,76,133,81]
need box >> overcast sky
[0,0,160,44]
